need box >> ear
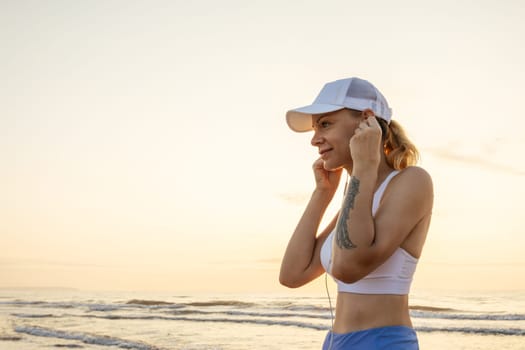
[362,108,375,119]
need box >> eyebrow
[312,115,329,128]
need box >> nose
[310,130,323,147]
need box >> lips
[319,148,333,158]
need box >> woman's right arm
[279,159,341,288]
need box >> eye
[320,120,331,128]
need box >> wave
[416,326,525,336]
[0,335,23,341]
[0,298,475,313]
[409,305,457,312]
[12,306,525,323]
[126,299,175,306]
[411,310,525,321]
[185,300,256,308]
[84,314,329,331]
[12,312,525,337]
[3,299,258,312]
[6,297,525,335]
[11,308,330,321]
[12,313,56,318]
[0,300,46,305]
[85,314,525,336]
[1,300,76,309]
[87,304,125,312]
[281,304,329,313]
[14,325,165,350]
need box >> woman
[279,77,433,350]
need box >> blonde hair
[378,118,419,169]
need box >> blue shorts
[322,326,419,350]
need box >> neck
[376,160,395,185]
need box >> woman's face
[310,109,363,171]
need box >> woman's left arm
[330,115,433,283]
[331,166,433,283]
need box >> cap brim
[286,104,344,132]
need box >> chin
[323,157,351,172]
[323,160,341,171]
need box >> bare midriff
[332,293,412,333]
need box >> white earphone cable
[324,172,350,350]
[325,272,334,350]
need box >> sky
[1,0,524,294]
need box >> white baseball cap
[286,77,392,132]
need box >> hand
[312,157,342,194]
[349,116,382,171]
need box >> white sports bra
[320,170,418,295]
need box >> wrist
[311,188,336,204]
[351,166,378,180]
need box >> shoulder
[395,166,433,190]
[388,166,434,208]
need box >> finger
[366,116,381,129]
[358,120,368,130]
[313,157,324,169]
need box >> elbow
[279,273,304,289]
[331,268,362,284]
[331,260,367,284]
[279,279,302,289]
[331,246,381,283]
[279,267,309,288]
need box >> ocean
[0,288,524,350]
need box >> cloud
[254,258,281,264]
[0,258,120,269]
[207,258,281,270]
[424,147,525,176]
[276,192,310,205]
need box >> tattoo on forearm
[335,177,360,249]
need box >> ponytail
[378,118,419,169]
